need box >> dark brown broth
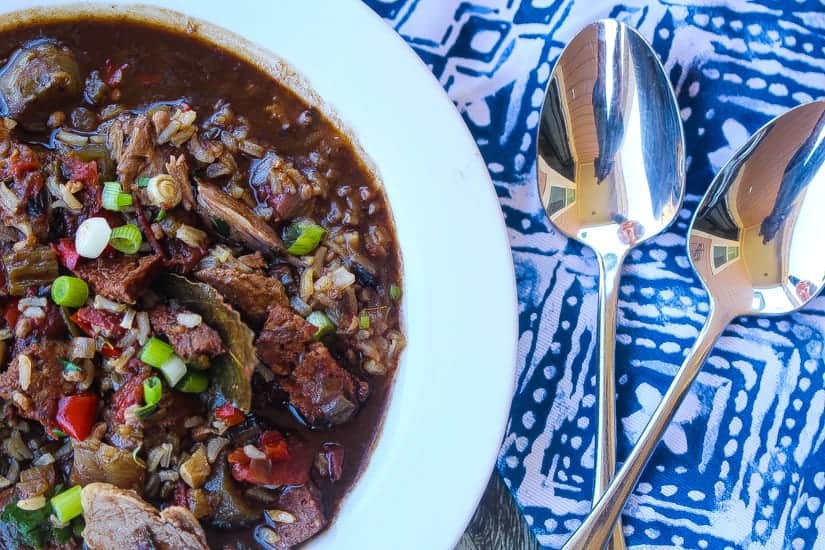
[0,19,400,549]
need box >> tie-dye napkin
[364,1,825,548]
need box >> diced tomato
[56,394,98,441]
[214,403,245,427]
[112,371,150,423]
[69,311,93,336]
[227,447,249,466]
[8,147,40,180]
[227,437,312,487]
[2,299,19,329]
[103,59,129,87]
[100,341,122,358]
[73,307,126,339]
[260,431,290,462]
[63,156,98,186]
[52,238,81,270]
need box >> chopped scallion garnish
[359,311,370,330]
[50,486,82,524]
[306,311,335,341]
[139,337,174,368]
[137,176,150,188]
[134,403,158,419]
[51,276,89,308]
[283,220,325,256]
[109,224,143,255]
[158,355,187,387]
[102,182,133,211]
[176,372,209,393]
[143,376,162,406]
[155,209,167,222]
[390,285,402,301]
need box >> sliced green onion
[176,372,209,393]
[109,224,143,255]
[155,209,167,222]
[306,311,335,341]
[72,517,84,538]
[50,486,82,523]
[134,403,158,419]
[359,311,370,330]
[158,355,187,387]
[137,176,150,188]
[102,182,133,211]
[143,376,162,406]
[51,276,89,308]
[51,429,67,438]
[61,360,82,373]
[284,221,326,256]
[131,445,145,468]
[140,337,174,368]
[390,285,402,301]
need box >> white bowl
[0,2,519,548]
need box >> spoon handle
[594,253,626,550]
[564,306,729,550]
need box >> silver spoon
[537,19,684,549]
[563,100,825,550]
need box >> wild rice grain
[18,355,31,391]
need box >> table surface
[457,472,539,550]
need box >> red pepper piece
[112,371,150,423]
[56,394,99,441]
[2,299,19,329]
[63,156,98,186]
[228,438,312,487]
[53,238,81,270]
[215,403,245,427]
[260,431,290,462]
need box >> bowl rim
[0,2,520,548]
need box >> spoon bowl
[563,99,825,550]
[537,19,685,548]
[538,19,684,255]
[690,100,825,318]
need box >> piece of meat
[255,304,315,375]
[114,113,154,189]
[149,305,223,368]
[280,343,368,427]
[0,40,80,126]
[269,483,327,549]
[0,341,74,428]
[249,151,312,222]
[73,306,127,340]
[71,254,162,304]
[195,264,288,324]
[81,482,208,550]
[196,180,283,253]
[163,237,205,274]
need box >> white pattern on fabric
[364,1,825,548]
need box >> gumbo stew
[0,17,403,550]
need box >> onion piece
[93,295,126,313]
[135,312,150,345]
[70,337,96,360]
[75,217,112,259]
[176,312,202,328]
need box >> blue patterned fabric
[363,1,825,548]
